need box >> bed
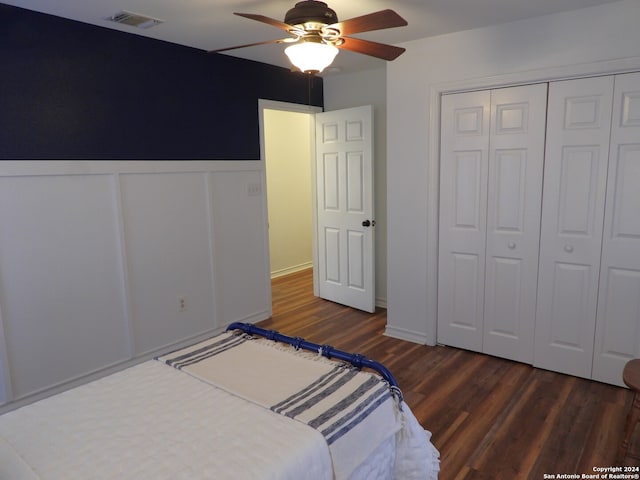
[0,323,439,479]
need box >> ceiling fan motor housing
[284,1,338,26]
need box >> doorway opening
[260,100,376,313]
[263,108,314,279]
[259,100,322,312]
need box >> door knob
[362,220,375,227]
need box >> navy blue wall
[0,4,323,159]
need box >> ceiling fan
[209,0,408,74]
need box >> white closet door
[438,90,490,352]
[483,84,547,363]
[592,72,640,386]
[534,76,614,379]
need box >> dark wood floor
[259,269,637,479]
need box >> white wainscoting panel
[0,174,130,400]
[208,169,271,327]
[0,161,271,407]
[119,172,216,355]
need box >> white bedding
[157,332,401,479]
[0,333,439,480]
[0,361,333,480]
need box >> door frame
[258,99,323,307]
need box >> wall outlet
[178,296,187,312]
[247,182,262,196]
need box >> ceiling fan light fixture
[284,41,339,73]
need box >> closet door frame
[426,57,640,356]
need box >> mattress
[0,332,439,479]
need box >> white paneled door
[438,84,547,361]
[315,106,375,313]
[592,72,640,386]
[534,76,614,379]
[483,84,547,363]
[439,73,640,385]
[438,90,491,352]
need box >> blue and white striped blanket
[156,331,402,479]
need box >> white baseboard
[384,324,433,346]
[375,297,387,309]
[270,263,313,279]
[227,310,271,326]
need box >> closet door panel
[593,72,640,386]
[438,91,490,352]
[483,84,547,363]
[534,76,614,379]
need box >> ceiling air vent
[107,11,163,29]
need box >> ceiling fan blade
[234,13,295,33]
[209,38,291,54]
[338,37,406,61]
[330,9,407,36]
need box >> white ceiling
[4,0,622,75]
